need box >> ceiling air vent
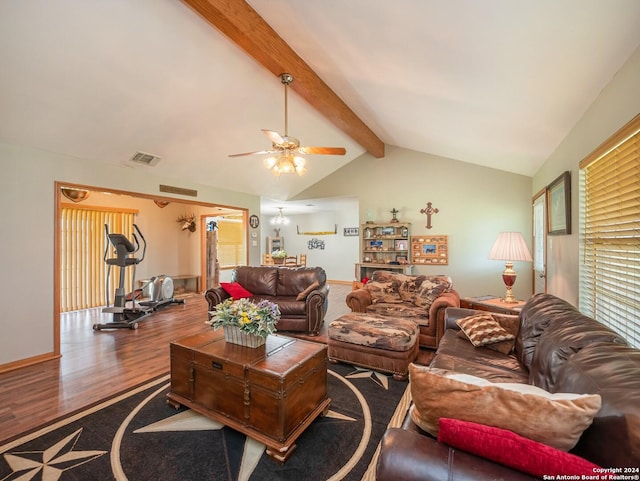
[129,151,161,166]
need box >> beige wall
[531,45,640,306]
[298,145,534,299]
[0,142,260,367]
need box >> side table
[460,295,525,316]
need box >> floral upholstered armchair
[345,271,459,348]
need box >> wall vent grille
[159,184,198,197]
[129,151,161,166]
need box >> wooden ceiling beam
[182,0,385,158]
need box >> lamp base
[501,287,518,304]
[501,266,518,303]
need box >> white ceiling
[1,1,639,216]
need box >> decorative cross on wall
[420,202,439,229]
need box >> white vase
[223,325,266,348]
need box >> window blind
[60,205,136,312]
[579,115,640,348]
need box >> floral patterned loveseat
[345,271,459,348]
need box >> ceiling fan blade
[297,146,347,156]
[261,129,285,145]
[228,150,278,158]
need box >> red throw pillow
[220,282,253,299]
[437,418,604,478]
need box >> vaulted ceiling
[1,1,639,215]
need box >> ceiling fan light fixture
[263,156,277,170]
[229,73,345,176]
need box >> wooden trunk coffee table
[167,329,331,463]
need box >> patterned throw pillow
[458,313,520,354]
[413,276,452,310]
[365,281,402,304]
[456,313,515,347]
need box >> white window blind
[579,114,640,348]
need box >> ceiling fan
[229,73,346,176]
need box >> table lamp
[488,232,533,303]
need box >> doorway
[532,189,547,294]
[54,181,246,354]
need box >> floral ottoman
[327,313,419,381]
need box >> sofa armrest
[376,428,537,481]
[345,288,372,312]
[203,287,231,319]
[305,284,330,335]
[429,289,461,345]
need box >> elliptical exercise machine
[94,224,184,331]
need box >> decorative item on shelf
[390,208,400,223]
[488,232,533,303]
[61,187,90,203]
[272,249,287,264]
[420,202,439,229]
[271,207,290,225]
[366,209,375,224]
[176,213,197,232]
[207,298,281,347]
[153,199,170,208]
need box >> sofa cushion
[296,280,320,301]
[456,313,515,347]
[529,314,628,392]
[413,276,452,310]
[328,313,419,352]
[433,330,529,383]
[366,281,402,303]
[437,418,605,478]
[552,342,640,468]
[409,365,601,451]
[219,282,253,299]
[232,266,278,297]
[276,266,326,297]
[366,302,429,320]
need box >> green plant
[272,249,287,259]
[207,298,280,339]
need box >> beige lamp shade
[488,232,532,303]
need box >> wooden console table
[167,330,330,463]
[460,295,525,315]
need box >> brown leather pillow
[296,280,320,301]
[409,365,601,451]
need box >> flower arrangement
[272,249,287,259]
[208,297,280,339]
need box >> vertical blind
[60,205,136,312]
[579,115,640,348]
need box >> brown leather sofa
[345,271,460,348]
[376,293,640,480]
[204,266,329,335]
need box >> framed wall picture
[343,227,359,236]
[410,235,449,265]
[547,171,571,235]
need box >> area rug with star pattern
[0,362,411,481]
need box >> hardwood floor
[0,282,353,444]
